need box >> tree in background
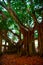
[0,0,43,56]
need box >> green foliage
[0,0,43,36]
[0,5,2,11]
[34,30,38,38]
[0,0,43,29]
[0,0,43,44]
[0,20,8,30]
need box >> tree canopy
[0,0,43,29]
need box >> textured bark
[28,31,34,55]
[38,22,43,56]
[18,27,28,55]
[19,27,33,55]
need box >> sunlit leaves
[34,30,38,38]
[0,0,43,29]
[7,31,19,43]
[37,16,42,23]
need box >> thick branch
[0,11,20,38]
[0,1,39,31]
[0,2,29,31]
[0,11,7,19]
[0,31,16,45]
[7,7,29,31]
[0,30,23,48]
[8,29,20,38]
[1,29,20,39]
[27,9,38,31]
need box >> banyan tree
[0,0,43,56]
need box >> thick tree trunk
[19,27,33,56]
[19,27,28,55]
[29,31,34,55]
[38,22,43,56]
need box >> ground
[0,54,43,65]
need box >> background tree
[0,0,43,56]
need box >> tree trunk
[19,27,28,55]
[38,22,43,56]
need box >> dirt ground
[0,54,43,65]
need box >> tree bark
[38,22,43,56]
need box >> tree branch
[0,30,23,48]
[0,11,7,19]
[0,1,30,31]
[8,29,20,38]
[7,7,29,31]
[27,9,38,31]
[0,1,35,31]
[0,11,22,39]
[0,30,16,45]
